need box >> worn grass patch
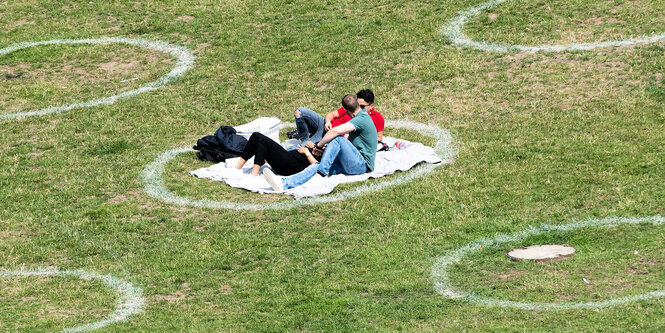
[0,275,116,332]
[0,43,173,114]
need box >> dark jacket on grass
[193,126,248,163]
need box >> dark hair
[356,89,374,104]
[341,94,359,112]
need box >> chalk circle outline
[0,37,195,120]
[432,216,665,310]
[0,267,144,332]
[140,119,456,210]
[443,0,665,52]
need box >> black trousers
[240,133,310,176]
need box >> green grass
[1,0,665,331]
[0,275,116,331]
[451,223,665,303]
[0,44,173,114]
[465,0,665,45]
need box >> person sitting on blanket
[264,94,377,191]
[236,132,322,176]
[292,89,385,145]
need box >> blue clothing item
[347,110,378,171]
[282,136,368,189]
[282,163,319,189]
[294,107,325,143]
[316,136,368,176]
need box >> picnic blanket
[189,136,442,199]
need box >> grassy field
[1,0,665,331]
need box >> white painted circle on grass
[140,119,456,210]
[443,0,665,52]
[0,37,195,120]
[0,267,144,332]
[507,244,575,261]
[432,216,665,310]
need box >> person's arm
[324,109,341,131]
[374,112,385,142]
[297,146,319,164]
[315,122,355,152]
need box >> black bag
[193,125,248,163]
[195,148,239,163]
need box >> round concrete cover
[507,244,576,262]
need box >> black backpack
[193,126,248,163]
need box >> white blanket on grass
[189,137,442,199]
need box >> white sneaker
[263,168,284,191]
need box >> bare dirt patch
[108,194,129,204]
[0,229,19,242]
[99,60,142,75]
[492,268,527,281]
[154,290,188,303]
[220,284,232,295]
[154,283,192,303]
[176,15,194,23]
[6,19,35,32]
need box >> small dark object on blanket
[286,129,299,139]
[378,141,389,152]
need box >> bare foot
[251,164,261,176]
[235,158,246,169]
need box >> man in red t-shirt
[324,89,384,141]
[291,89,386,146]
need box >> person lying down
[235,132,322,176]
[189,134,444,199]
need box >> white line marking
[140,119,456,210]
[442,0,665,52]
[1,37,195,120]
[431,216,665,310]
[0,267,144,332]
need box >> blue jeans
[294,107,325,143]
[282,136,368,189]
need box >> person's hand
[324,121,333,131]
[304,141,315,148]
[312,146,324,157]
[297,146,309,154]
